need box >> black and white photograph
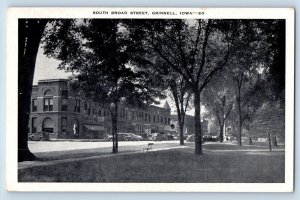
[6,8,294,192]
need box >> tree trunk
[194,91,202,155]
[171,85,186,146]
[18,19,48,162]
[236,95,243,146]
[268,133,272,152]
[111,103,118,153]
[179,120,185,145]
[273,136,278,147]
[219,122,224,142]
[238,115,242,146]
[177,111,185,145]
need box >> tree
[134,50,192,146]
[42,19,165,153]
[248,101,285,140]
[231,62,267,146]
[227,24,268,145]
[129,19,236,155]
[260,20,285,101]
[202,72,234,142]
[168,76,192,145]
[18,19,48,162]
[217,20,284,146]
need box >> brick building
[29,79,171,139]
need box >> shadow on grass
[19,145,285,183]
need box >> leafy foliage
[202,71,234,141]
[43,19,166,106]
[41,18,285,153]
[42,19,167,153]
[126,19,238,154]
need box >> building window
[32,99,37,112]
[31,117,37,133]
[98,109,102,116]
[62,98,68,111]
[88,104,91,115]
[145,113,148,122]
[148,114,151,122]
[44,89,53,96]
[119,108,122,118]
[61,117,67,133]
[84,102,88,111]
[153,115,155,123]
[74,99,80,113]
[44,98,53,111]
[160,116,163,124]
[44,89,53,111]
[61,90,68,98]
[168,118,170,125]
[165,117,167,125]
[42,117,54,133]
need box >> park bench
[143,143,154,152]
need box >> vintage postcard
[6,7,294,192]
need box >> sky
[33,47,72,85]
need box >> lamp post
[110,102,118,153]
[91,125,94,141]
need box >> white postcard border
[6,7,295,192]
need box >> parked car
[166,134,174,140]
[149,133,159,141]
[211,136,219,142]
[203,135,212,142]
[105,134,113,141]
[257,137,268,142]
[124,133,143,141]
[185,134,195,142]
[28,132,50,141]
[106,133,141,141]
[155,134,168,141]
[155,133,174,141]
[185,134,219,143]
[117,133,130,141]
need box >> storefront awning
[84,125,105,131]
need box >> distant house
[29,79,171,139]
[170,114,209,136]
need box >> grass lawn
[18,143,285,183]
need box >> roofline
[171,114,208,121]
[38,79,68,83]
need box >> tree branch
[196,20,211,82]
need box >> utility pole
[268,132,272,152]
